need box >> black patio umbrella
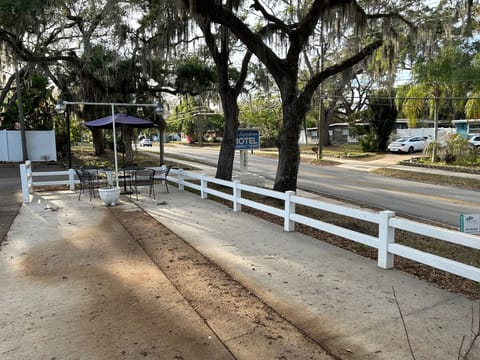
[85,114,158,191]
[85,113,158,129]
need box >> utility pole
[316,22,325,161]
[432,94,439,162]
[66,105,72,169]
[317,93,324,160]
[15,59,28,161]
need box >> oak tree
[178,0,415,191]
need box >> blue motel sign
[236,128,260,150]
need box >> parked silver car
[387,136,427,154]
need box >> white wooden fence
[20,161,76,203]
[19,162,480,283]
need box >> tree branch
[234,50,252,96]
[200,21,222,67]
[200,18,251,97]
[288,0,366,65]
[178,0,284,80]
[0,71,20,105]
[301,39,382,103]
[250,0,294,35]
[367,12,417,32]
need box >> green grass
[70,144,196,170]
[300,144,377,160]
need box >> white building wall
[392,127,456,141]
[0,130,57,162]
[0,130,8,160]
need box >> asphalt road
[155,145,479,228]
[5,147,477,229]
[0,165,22,244]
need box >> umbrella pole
[111,104,119,188]
[121,126,129,193]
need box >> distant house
[329,122,370,144]
[395,118,450,129]
[299,123,369,144]
[299,118,453,145]
[298,128,318,144]
[451,119,480,137]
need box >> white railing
[168,169,480,283]
[20,161,76,203]
[18,164,480,283]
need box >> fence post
[233,180,241,212]
[178,169,184,191]
[19,161,31,203]
[284,191,295,232]
[68,168,76,191]
[378,210,395,269]
[200,174,207,199]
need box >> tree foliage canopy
[1,0,479,185]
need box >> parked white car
[387,136,427,154]
[468,134,480,149]
[140,138,152,147]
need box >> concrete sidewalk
[0,191,237,359]
[139,188,479,360]
[2,182,479,359]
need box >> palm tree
[397,46,476,160]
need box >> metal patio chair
[132,168,156,200]
[153,165,172,193]
[75,168,96,200]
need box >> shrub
[359,133,378,152]
[423,134,478,165]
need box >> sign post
[239,149,248,173]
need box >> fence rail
[19,163,480,283]
[168,169,480,283]
[20,161,76,203]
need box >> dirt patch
[372,168,480,191]
[110,205,336,360]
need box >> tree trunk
[216,88,239,180]
[124,127,134,165]
[158,116,166,166]
[322,105,335,146]
[92,128,104,155]
[274,95,303,192]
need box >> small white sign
[460,214,480,234]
